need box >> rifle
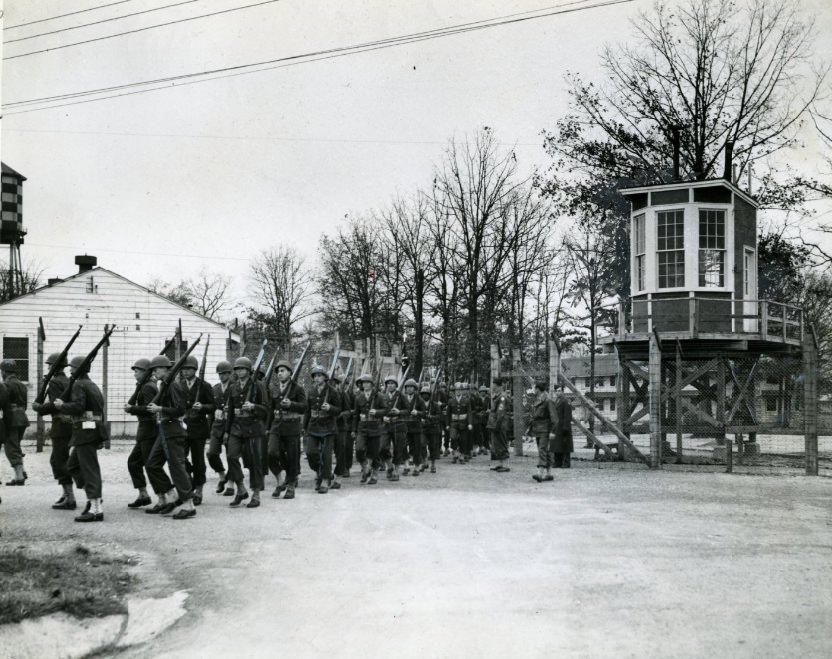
[127,334,176,406]
[322,348,341,405]
[263,349,279,392]
[223,339,267,435]
[389,363,413,414]
[193,335,210,404]
[427,368,443,418]
[341,357,354,393]
[149,334,203,405]
[63,325,117,399]
[274,341,311,418]
[409,367,425,412]
[36,324,82,405]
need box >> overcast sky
[3,0,831,313]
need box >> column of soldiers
[1,351,575,517]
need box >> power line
[4,0,202,44]
[4,0,283,60]
[4,1,138,30]
[28,241,252,262]
[4,0,634,115]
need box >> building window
[609,376,616,387]
[2,337,29,382]
[164,341,189,363]
[633,213,646,291]
[765,397,777,412]
[699,209,725,287]
[609,398,616,411]
[657,210,685,288]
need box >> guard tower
[598,160,817,473]
[1,163,27,299]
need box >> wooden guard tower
[597,174,819,474]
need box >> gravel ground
[1,442,831,659]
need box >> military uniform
[2,364,29,484]
[551,393,574,468]
[488,386,513,464]
[381,382,408,479]
[125,376,158,499]
[529,388,558,476]
[36,372,75,497]
[333,382,354,479]
[304,373,341,492]
[180,374,215,494]
[267,371,307,498]
[62,370,107,521]
[399,383,426,474]
[145,379,194,504]
[352,378,385,484]
[446,386,474,462]
[226,376,269,500]
[420,387,443,472]
[207,376,232,489]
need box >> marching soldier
[400,378,426,475]
[383,376,409,481]
[144,355,197,519]
[332,372,354,480]
[420,383,442,473]
[1,359,29,485]
[54,356,106,522]
[488,377,512,473]
[207,361,235,496]
[352,373,385,485]
[439,382,450,456]
[477,385,491,455]
[225,357,268,508]
[551,385,574,468]
[0,376,12,500]
[179,355,215,506]
[446,381,473,464]
[267,359,307,500]
[304,365,341,493]
[123,357,155,508]
[32,353,76,509]
[529,380,558,483]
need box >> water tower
[598,147,817,473]
[1,162,27,299]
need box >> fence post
[36,318,46,452]
[548,339,560,397]
[511,348,524,457]
[649,330,662,468]
[490,344,500,386]
[803,325,818,476]
[618,299,625,338]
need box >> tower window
[698,209,725,287]
[657,210,685,288]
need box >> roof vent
[75,255,97,273]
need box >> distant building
[0,258,238,436]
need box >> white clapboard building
[0,258,237,437]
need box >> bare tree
[146,278,192,308]
[249,246,315,345]
[0,259,43,302]
[188,268,231,320]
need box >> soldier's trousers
[161,435,194,501]
[268,430,300,486]
[451,425,471,456]
[423,427,441,461]
[3,427,25,467]
[227,433,264,491]
[50,435,73,485]
[183,436,208,488]
[536,434,553,469]
[306,432,333,481]
[389,424,407,465]
[207,423,226,474]
[67,444,102,499]
[407,430,423,465]
[334,426,351,476]
[355,430,380,470]
[491,428,509,461]
[127,435,155,489]
[145,432,175,495]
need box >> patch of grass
[0,544,133,624]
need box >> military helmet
[310,365,328,378]
[404,378,419,389]
[69,355,86,369]
[182,355,198,370]
[331,371,342,383]
[131,357,151,371]
[233,357,253,371]
[46,352,67,367]
[275,359,292,372]
[479,385,488,393]
[453,382,462,390]
[216,360,233,374]
[356,372,373,384]
[420,384,431,394]
[149,355,172,369]
[0,359,17,373]
[384,375,398,386]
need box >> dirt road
[1,445,830,658]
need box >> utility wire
[5,0,202,44]
[4,0,634,115]
[4,0,282,60]
[4,0,138,30]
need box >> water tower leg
[803,328,818,476]
[649,333,662,468]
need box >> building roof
[0,266,237,337]
[561,354,618,378]
[1,162,27,181]
[619,177,758,209]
